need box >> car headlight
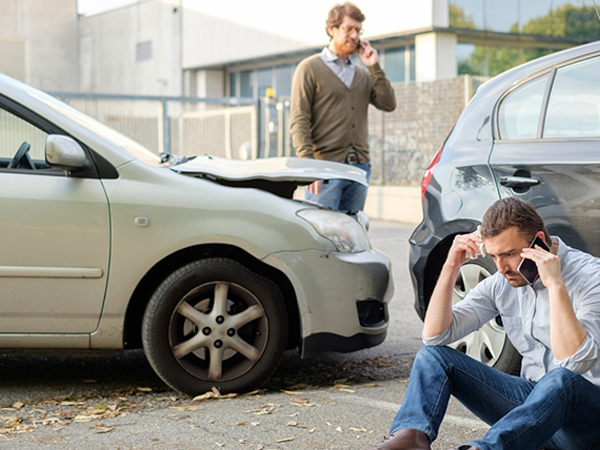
[297,209,370,253]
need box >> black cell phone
[357,40,364,54]
[517,236,550,285]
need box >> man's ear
[535,231,547,245]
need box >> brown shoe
[369,428,431,449]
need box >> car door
[0,101,110,334]
[489,54,600,255]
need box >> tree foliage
[454,3,600,77]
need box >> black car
[409,40,600,374]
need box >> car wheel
[142,258,288,395]
[450,259,521,375]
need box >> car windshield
[23,85,162,166]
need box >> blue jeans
[391,346,600,450]
[304,161,371,211]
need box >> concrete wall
[0,0,79,90]
[79,0,182,95]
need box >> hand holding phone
[517,236,550,284]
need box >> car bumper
[263,248,394,358]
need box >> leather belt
[345,151,359,164]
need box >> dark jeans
[390,346,600,450]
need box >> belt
[345,151,359,164]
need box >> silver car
[0,74,393,395]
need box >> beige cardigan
[290,55,396,163]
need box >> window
[544,57,600,138]
[275,64,292,96]
[229,72,237,97]
[384,48,405,83]
[0,107,49,168]
[497,74,549,140]
[257,67,273,98]
[240,70,254,98]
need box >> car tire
[142,258,288,395]
[449,258,522,376]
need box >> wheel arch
[123,244,301,351]
[419,219,483,320]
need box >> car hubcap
[169,281,267,382]
[451,262,506,366]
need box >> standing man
[369,197,600,450]
[290,2,396,211]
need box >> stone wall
[368,75,488,186]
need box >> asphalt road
[0,221,488,449]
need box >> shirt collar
[321,46,352,65]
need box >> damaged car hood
[172,156,368,198]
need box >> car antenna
[593,0,600,23]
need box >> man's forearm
[423,261,461,339]
[368,63,396,112]
[548,281,587,359]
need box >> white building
[0,0,596,96]
[0,0,79,91]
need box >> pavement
[0,220,489,449]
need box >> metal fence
[52,75,488,186]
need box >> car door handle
[499,176,540,188]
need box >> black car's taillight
[421,146,443,201]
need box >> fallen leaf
[276,437,295,443]
[169,406,202,412]
[281,390,303,395]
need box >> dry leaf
[169,406,202,412]
[281,390,303,395]
[276,437,295,443]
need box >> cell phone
[517,236,550,285]
[357,40,364,54]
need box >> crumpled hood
[172,156,367,198]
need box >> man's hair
[325,2,365,38]
[480,197,551,243]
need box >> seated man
[370,197,600,450]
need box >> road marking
[332,393,488,430]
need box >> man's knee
[536,368,581,396]
[414,345,455,367]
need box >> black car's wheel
[142,258,288,395]
[450,259,521,375]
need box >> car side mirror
[45,135,86,170]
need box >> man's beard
[504,270,528,287]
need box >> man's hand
[307,180,322,195]
[445,230,484,269]
[358,40,378,66]
[520,244,564,290]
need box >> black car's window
[498,74,548,140]
[543,57,600,139]
[0,106,48,166]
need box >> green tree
[458,4,600,77]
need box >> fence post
[162,100,171,154]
